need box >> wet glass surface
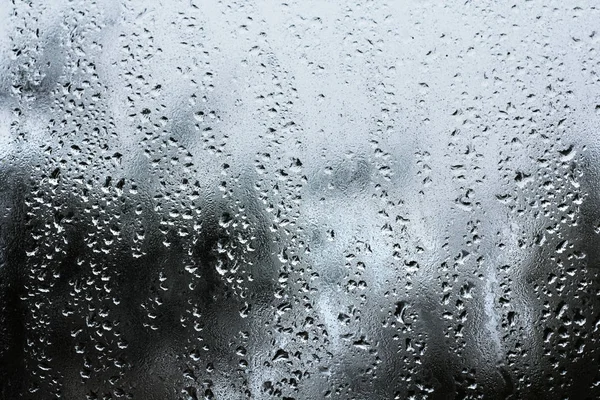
[1,1,600,399]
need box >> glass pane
[1,1,599,399]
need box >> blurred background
[1,0,600,399]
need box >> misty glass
[1,1,600,399]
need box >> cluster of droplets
[2,0,600,399]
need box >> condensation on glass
[1,1,600,399]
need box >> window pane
[1,1,599,399]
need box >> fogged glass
[1,1,600,399]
